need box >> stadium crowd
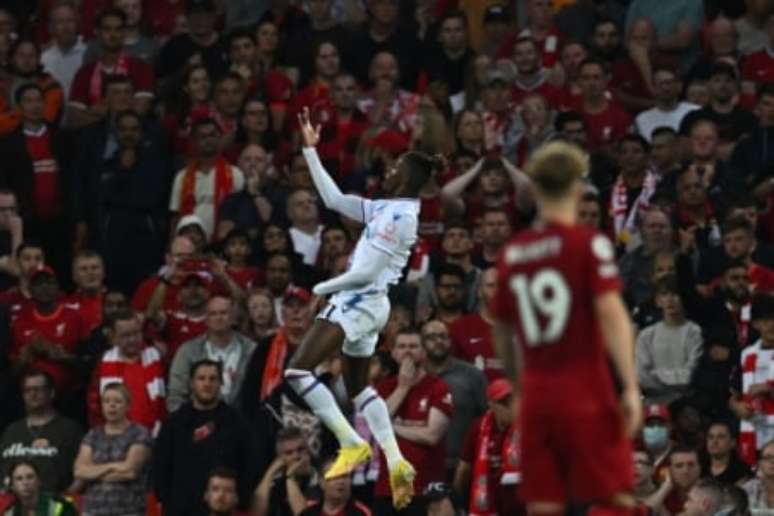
[0,0,772,514]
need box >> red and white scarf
[469,412,520,516]
[178,157,234,240]
[89,346,166,436]
[88,52,130,104]
[739,340,774,465]
[610,170,658,248]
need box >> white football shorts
[317,290,390,357]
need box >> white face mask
[643,425,669,450]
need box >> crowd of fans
[0,0,773,514]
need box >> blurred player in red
[491,141,643,515]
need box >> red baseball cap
[283,286,312,305]
[487,379,513,402]
[28,266,56,282]
[645,404,670,423]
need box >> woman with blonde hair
[74,383,152,516]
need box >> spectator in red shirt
[504,0,560,69]
[68,7,154,128]
[0,240,45,322]
[357,51,420,133]
[11,266,88,417]
[450,267,504,381]
[287,40,340,132]
[88,307,165,432]
[316,73,371,182]
[454,378,522,516]
[373,327,453,514]
[554,40,589,110]
[577,57,633,150]
[510,36,559,106]
[131,235,196,312]
[147,270,210,361]
[64,250,105,334]
[741,12,774,92]
[0,83,71,278]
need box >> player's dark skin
[287,107,428,398]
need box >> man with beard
[204,467,240,516]
[427,264,467,326]
[421,319,486,476]
[699,258,757,351]
[510,37,559,105]
[680,63,757,159]
[154,359,258,516]
[698,215,774,290]
[590,17,624,64]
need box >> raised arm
[440,158,483,217]
[298,107,368,223]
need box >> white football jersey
[345,198,419,294]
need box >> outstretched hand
[298,107,321,148]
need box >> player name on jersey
[504,237,562,265]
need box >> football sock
[284,368,365,448]
[354,386,403,469]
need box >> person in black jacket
[153,359,259,516]
[729,83,774,201]
[0,83,72,282]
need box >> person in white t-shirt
[284,107,443,511]
[636,67,700,141]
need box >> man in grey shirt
[421,319,487,474]
[167,295,257,412]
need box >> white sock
[284,369,365,448]
[354,386,403,469]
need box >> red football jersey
[742,49,774,86]
[11,304,88,391]
[580,103,632,149]
[162,310,207,360]
[449,312,504,382]
[131,276,181,312]
[0,287,32,323]
[374,373,454,497]
[64,290,103,333]
[491,221,621,400]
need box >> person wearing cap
[641,403,675,481]
[422,319,487,475]
[176,214,209,254]
[238,286,315,412]
[68,7,155,128]
[478,5,514,59]
[479,66,520,154]
[10,266,90,419]
[87,306,166,433]
[681,62,758,159]
[454,378,521,516]
[166,294,257,412]
[423,482,463,516]
[156,0,228,81]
